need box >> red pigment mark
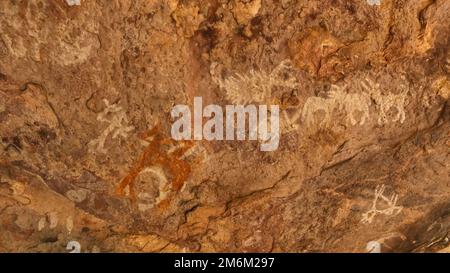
[116,124,194,205]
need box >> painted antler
[361,184,403,224]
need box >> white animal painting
[361,184,403,224]
[282,84,370,131]
[37,212,75,234]
[212,61,409,132]
[89,99,134,153]
[301,94,336,128]
[210,60,299,105]
[360,78,408,125]
[300,82,373,129]
[329,85,371,126]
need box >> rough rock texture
[0,0,449,253]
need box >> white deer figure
[360,78,408,125]
[210,60,299,105]
[301,90,338,128]
[361,184,403,224]
[329,84,371,126]
[284,83,371,131]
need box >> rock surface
[0,0,449,252]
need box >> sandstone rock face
[0,0,449,253]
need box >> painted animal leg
[399,108,406,123]
[167,159,191,191]
[348,110,357,126]
[360,107,370,125]
[378,106,388,125]
[282,111,299,132]
[116,169,140,201]
[394,102,406,123]
[320,109,331,128]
